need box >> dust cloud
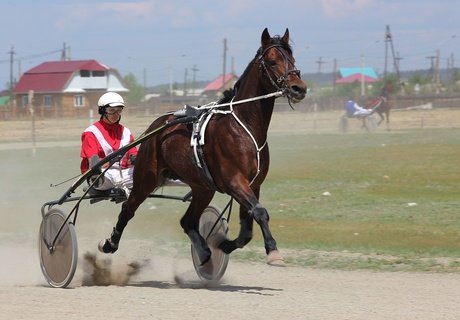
[81,252,148,286]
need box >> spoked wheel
[38,208,78,288]
[191,206,229,281]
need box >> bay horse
[369,82,393,131]
[98,28,307,266]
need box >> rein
[196,90,284,110]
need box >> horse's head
[258,28,307,103]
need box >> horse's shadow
[128,280,282,296]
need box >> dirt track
[2,236,460,320]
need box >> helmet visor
[105,106,123,115]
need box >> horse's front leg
[219,186,284,266]
[250,203,284,265]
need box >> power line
[0,47,63,64]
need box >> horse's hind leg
[377,112,384,126]
[385,110,391,131]
[218,206,254,254]
[180,188,215,265]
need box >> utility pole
[426,55,436,79]
[384,25,400,79]
[29,90,36,157]
[360,54,365,96]
[8,46,15,110]
[435,49,440,94]
[222,38,227,90]
[332,58,337,90]
[18,59,21,80]
[315,57,325,73]
[191,64,199,96]
[143,68,146,91]
[395,52,403,71]
[61,42,70,61]
[183,68,188,96]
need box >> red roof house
[334,67,378,84]
[335,74,378,84]
[13,59,128,118]
[203,73,238,98]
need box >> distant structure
[335,67,378,84]
[13,59,128,118]
[202,73,238,99]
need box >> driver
[80,92,137,197]
[345,97,372,117]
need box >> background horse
[368,82,393,131]
[98,28,307,266]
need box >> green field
[252,128,460,271]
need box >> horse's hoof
[267,250,286,267]
[199,248,212,266]
[98,239,118,254]
[218,240,234,254]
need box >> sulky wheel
[191,206,229,281]
[364,115,378,132]
[339,114,349,133]
[38,208,78,288]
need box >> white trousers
[353,107,372,117]
[94,167,134,196]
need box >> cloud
[54,1,163,30]
[320,0,374,19]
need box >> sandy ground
[2,108,460,319]
[1,235,460,320]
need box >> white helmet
[98,92,125,115]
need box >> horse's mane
[218,35,292,105]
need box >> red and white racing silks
[80,120,137,173]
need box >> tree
[446,69,460,93]
[123,73,145,104]
[405,72,431,94]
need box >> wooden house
[13,59,128,118]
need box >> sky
[1,0,459,90]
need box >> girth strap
[190,110,221,192]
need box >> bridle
[257,43,302,106]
